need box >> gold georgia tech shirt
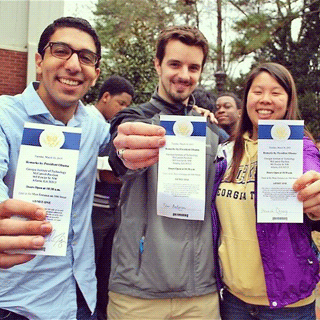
[216,133,314,307]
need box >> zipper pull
[139,236,145,254]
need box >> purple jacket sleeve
[303,136,320,173]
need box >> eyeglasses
[43,42,100,66]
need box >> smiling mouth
[257,109,272,115]
[217,118,228,123]
[59,78,82,86]
[172,79,191,87]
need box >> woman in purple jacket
[212,62,320,319]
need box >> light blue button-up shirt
[0,83,110,320]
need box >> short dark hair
[156,25,209,68]
[217,92,241,109]
[38,17,101,67]
[98,75,135,101]
[192,87,215,111]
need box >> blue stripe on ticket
[160,120,206,136]
[258,124,304,140]
[21,128,42,147]
[21,127,81,150]
[63,132,81,150]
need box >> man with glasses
[43,42,100,66]
[0,17,109,320]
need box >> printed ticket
[257,120,304,223]
[157,115,206,220]
[12,122,81,256]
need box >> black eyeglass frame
[42,41,100,67]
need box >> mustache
[172,78,192,86]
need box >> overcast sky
[63,0,96,23]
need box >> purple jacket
[211,136,320,309]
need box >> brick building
[0,49,28,96]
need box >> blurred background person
[215,92,241,138]
[192,86,216,112]
[193,87,229,141]
[89,75,134,320]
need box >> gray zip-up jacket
[108,92,223,298]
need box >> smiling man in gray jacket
[107,25,223,320]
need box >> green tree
[94,0,173,44]
[101,21,158,104]
[228,0,320,136]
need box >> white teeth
[60,78,79,86]
[258,109,272,115]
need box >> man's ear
[35,53,43,76]
[154,58,161,76]
[101,91,110,102]
[238,109,242,118]
[91,68,100,87]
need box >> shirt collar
[91,105,105,121]
[22,82,86,126]
[22,82,52,117]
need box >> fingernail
[292,183,300,191]
[157,128,165,136]
[35,208,46,220]
[32,236,44,247]
[158,138,166,147]
[40,222,52,233]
